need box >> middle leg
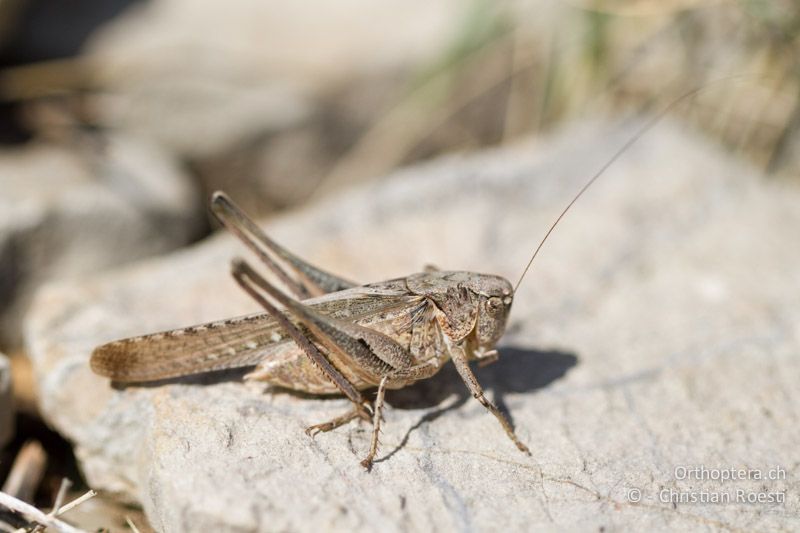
[306,406,371,437]
[360,376,389,470]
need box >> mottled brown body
[92,280,425,388]
[92,93,703,468]
[91,273,511,393]
[250,279,437,394]
[91,192,525,468]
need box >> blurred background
[0,0,798,529]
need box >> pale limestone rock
[85,0,472,157]
[26,120,800,531]
[81,1,495,216]
[0,134,203,347]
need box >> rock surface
[86,0,471,156]
[0,353,11,448]
[26,120,800,531]
[83,0,483,216]
[0,135,203,347]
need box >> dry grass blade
[48,478,72,518]
[0,490,89,533]
[125,516,142,533]
[53,491,97,517]
[27,478,75,532]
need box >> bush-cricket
[91,89,705,469]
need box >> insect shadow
[377,346,577,462]
[389,346,577,408]
[111,345,575,463]
[111,367,253,389]
[116,346,577,399]
[112,345,577,456]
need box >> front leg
[449,343,530,454]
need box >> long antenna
[513,85,710,293]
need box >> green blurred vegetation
[387,0,799,180]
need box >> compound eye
[487,297,503,313]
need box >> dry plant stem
[44,478,72,525]
[125,516,142,533]
[52,481,69,514]
[1,442,47,503]
[27,484,65,532]
[0,490,92,533]
[53,491,97,516]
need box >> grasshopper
[91,191,527,469]
[90,94,696,469]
